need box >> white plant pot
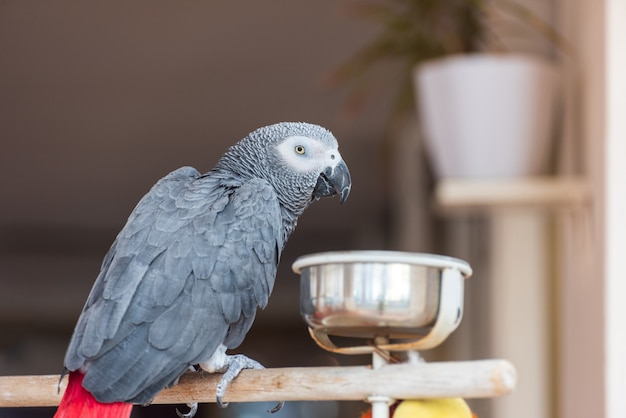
[415,54,558,179]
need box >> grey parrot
[53,122,351,418]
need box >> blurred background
[0,1,622,418]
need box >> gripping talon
[268,401,284,413]
[176,402,198,418]
[200,347,286,412]
[216,396,229,409]
[202,349,282,411]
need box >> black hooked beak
[312,160,351,204]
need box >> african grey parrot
[53,122,351,418]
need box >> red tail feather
[54,371,133,418]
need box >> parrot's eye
[294,145,306,155]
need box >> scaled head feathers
[215,122,351,215]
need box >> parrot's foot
[199,345,284,413]
[176,402,198,418]
[215,355,285,412]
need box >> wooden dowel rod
[0,360,516,408]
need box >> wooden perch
[0,360,516,408]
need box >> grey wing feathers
[63,166,283,404]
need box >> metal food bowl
[292,251,472,354]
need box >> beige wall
[558,0,626,417]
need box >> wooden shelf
[434,176,591,212]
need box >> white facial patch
[276,136,341,173]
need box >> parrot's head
[218,122,351,215]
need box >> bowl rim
[291,250,472,278]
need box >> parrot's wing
[64,166,283,404]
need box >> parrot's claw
[214,354,263,408]
[175,402,198,418]
[268,400,285,413]
[208,353,284,413]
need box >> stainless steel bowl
[292,251,472,354]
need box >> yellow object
[393,398,472,418]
